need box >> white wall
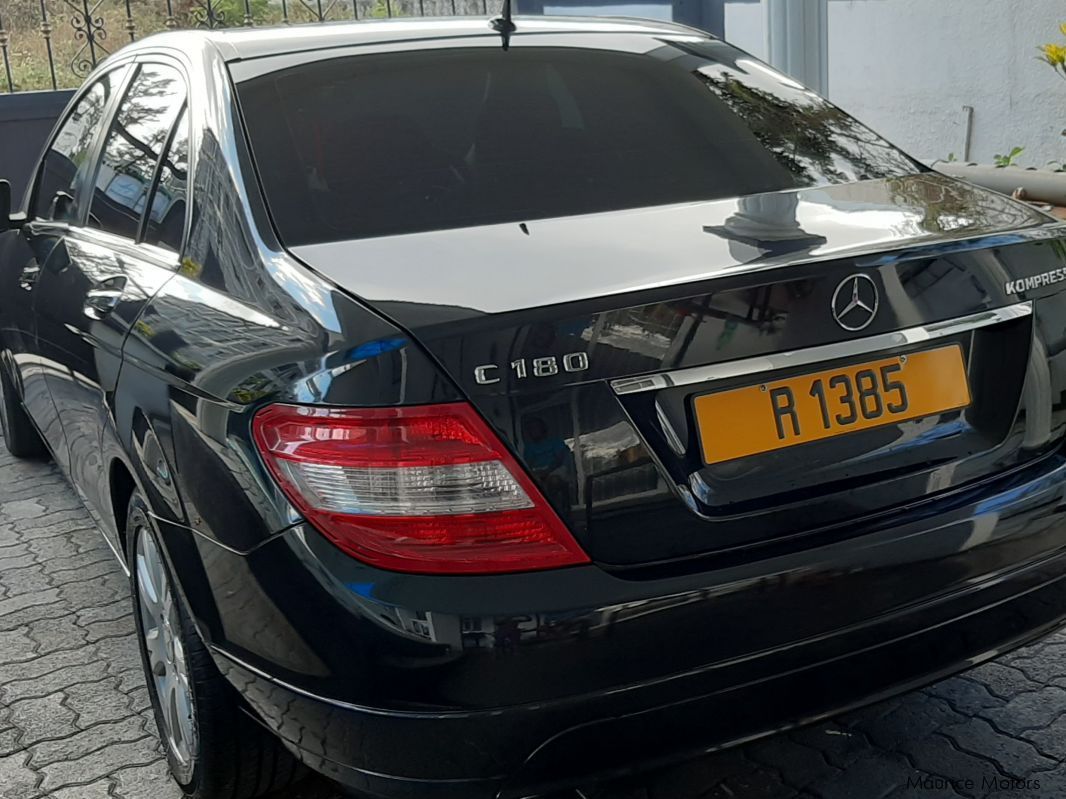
[724,0,1065,167]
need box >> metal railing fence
[0,0,500,93]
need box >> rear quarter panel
[112,48,462,661]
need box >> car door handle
[84,289,123,319]
[84,277,127,320]
[18,261,40,291]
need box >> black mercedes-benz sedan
[2,14,1066,799]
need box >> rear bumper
[200,454,1066,799]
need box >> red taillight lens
[252,403,589,575]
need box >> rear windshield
[235,42,921,245]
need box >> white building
[723,0,1066,167]
[545,0,1063,167]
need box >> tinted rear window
[236,43,920,245]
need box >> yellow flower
[1060,21,1066,37]
[1040,43,1066,69]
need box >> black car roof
[131,15,709,62]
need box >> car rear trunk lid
[290,175,1066,568]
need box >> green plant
[993,146,1025,168]
[206,0,272,22]
[368,0,411,19]
[945,152,958,162]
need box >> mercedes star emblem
[831,274,879,331]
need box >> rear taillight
[252,402,589,575]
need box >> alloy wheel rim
[135,524,197,768]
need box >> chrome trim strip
[610,301,1033,395]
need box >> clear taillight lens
[252,403,589,574]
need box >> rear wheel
[126,492,305,798]
[0,365,47,459]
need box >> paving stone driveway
[2,442,1066,799]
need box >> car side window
[88,63,187,241]
[33,69,123,223]
[142,107,189,253]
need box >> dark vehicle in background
[2,15,1066,799]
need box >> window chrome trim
[610,301,1033,396]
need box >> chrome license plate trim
[610,302,1032,396]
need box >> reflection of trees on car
[884,173,1041,236]
[91,66,186,240]
[55,83,109,170]
[35,74,118,221]
[693,68,919,185]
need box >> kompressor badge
[1005,269,1066,295]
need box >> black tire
[126,492,305,799]
[0,365,47,459]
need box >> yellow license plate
[694,344,971,465]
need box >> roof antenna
[490,0,516,50]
